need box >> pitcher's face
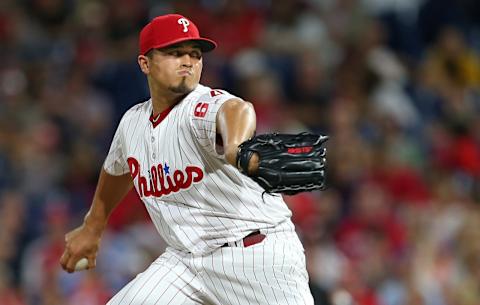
[139,42,203,95]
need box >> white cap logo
[178,18,190,32]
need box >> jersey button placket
[150,130,156,160]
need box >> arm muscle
[216,99,256,167]
[84,169,133,232]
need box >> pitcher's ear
[138,55,149,74]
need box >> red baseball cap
[139,14,217,55]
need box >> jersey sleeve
[103,116,129,176]
[190,89,238,158]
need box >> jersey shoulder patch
[209,89,225,97]
[193,89,226,117]
[198,89,237,104]
[191,89,237,119]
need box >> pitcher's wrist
[83,213,107,235]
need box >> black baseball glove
[236,132,328,195]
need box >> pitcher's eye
[168,50,181,57]
[190,51,202,59]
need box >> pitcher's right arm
[60,169,133,273]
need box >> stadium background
[1,0,480,304]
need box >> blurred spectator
[20,201,71,303]
[0,191,27,305]
[201,0,265,59]
[422,26,480,92]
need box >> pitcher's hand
[60,224,102,273]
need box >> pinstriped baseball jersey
[103,84,292,255]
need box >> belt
[221,230,266,248]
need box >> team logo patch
[127,157,204,198]
[177,17,190,32]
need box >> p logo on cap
[139,14,217,55]
[178,18,190,32]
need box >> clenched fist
[60,224,103,273]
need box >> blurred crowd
[1,0,480,304]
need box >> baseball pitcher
[60,14,327,305]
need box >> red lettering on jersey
[194,102,209,118]
[210,89,223,97]
[127,157,204,198]
[287,146,313,154]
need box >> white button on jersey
[103,84,292,255]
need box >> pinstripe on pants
[107,230,314,305]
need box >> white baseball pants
[107,229,314,305]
